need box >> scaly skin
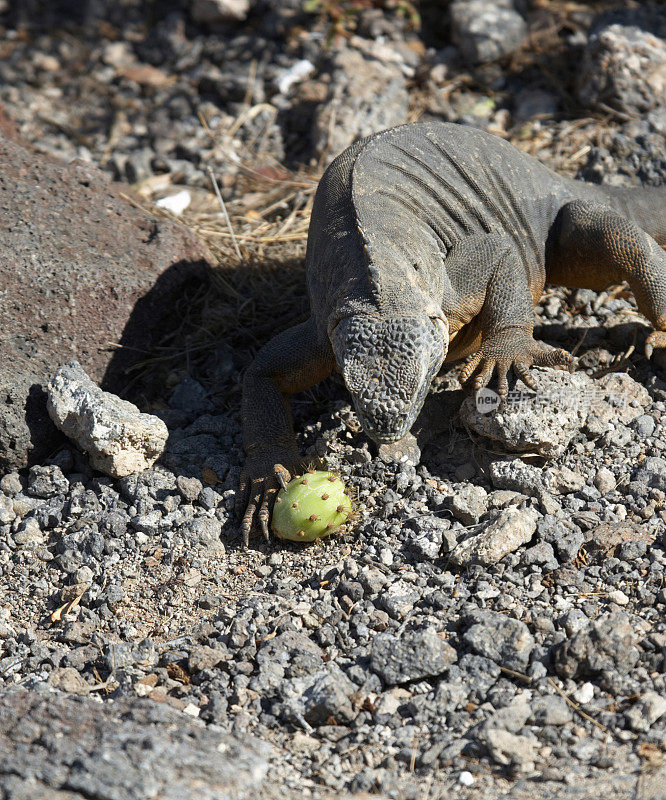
[239,122,666,543]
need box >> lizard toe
[258,491,274,542]
[460,351,483,385]
[495,360,512,398]
[241,480,263,548]
[533,346,573,370]
[238,452,309,545]
[645,330,666,359]
[513,360,537,391]
[474,361,495,391]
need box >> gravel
[2,2,666,799]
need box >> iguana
[239,121,666,543]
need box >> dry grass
[122,100,325,403]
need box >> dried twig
[546,677,613,737]
[208,166,242,262]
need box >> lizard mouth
[352,390,426,444]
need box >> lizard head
[331,314,448,444]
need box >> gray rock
[548,465,585,494]
[520,541,557,570]
[47,361,168,478]
[257,631,324,677]
[585,521,653,560]
[188,645,230,673]
[489,459,544,497]
[450,484,489,525]
[370,627,457,685]
[181,516,223,549]
[13,518,45,549]
[463,610,535,671]
[313,47,408,164]
[27,464,69,497]
[593,467,616,495]
[593,372,651,425]
[579,20,666,114]
[529,696,573,726]
[557,609,590,637]
[450,507,538,567]
[484,729,537,771]
[0,495,15,525]
[0,686,271,799]
[169,377,213,416]
[537,516,584,563]
[450,0,528,64]
[624,691,666,732]
[480,701,530,734]
[634,456,666,491]
[0,473,22,496]
[105,638,157,672]
[177,475,203,502]
[409,514,456,558]
[282,665,356,727]
[0,134,209,471]
[633,414,656,438]
[460,370,591,458]
[48,666,90,693]
[379,579,421,618]
[553,612,640,680]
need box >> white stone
[0,495,15,525]
[277,59,315,95]
[608,589,630,606]
[460,370,592,458]
[459,771,475,786]
[625,691,666,732]
[572,682,594,704]
[47,361,168,478]
[450,507,538,567]
[155,190,191,216]
[485,728,537,770]
[594,467,616,495]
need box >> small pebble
[458,771,475,786]
[572,683,595,704]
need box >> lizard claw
[276,465,291,492]
[644,329,666,360]
[460,327,574,397]
[238,451,308,548]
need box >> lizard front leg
[444,234,572,397]
[240,318,335,545]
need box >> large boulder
[0,686,271,799]
[312,46,409,164]
[0,132,212,470]
[47,361,169,478]
[578,8,666,115]
[450,0,528,64]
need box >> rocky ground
[3,1,666,798]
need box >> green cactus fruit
[271,470,352,542]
